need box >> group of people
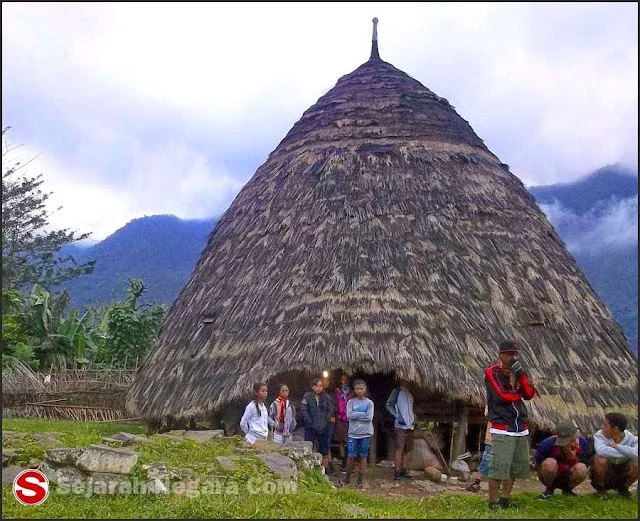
[474,339,638,509]
[239,338,638,505]
[239,374,418,488]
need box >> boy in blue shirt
[337,379,374,489]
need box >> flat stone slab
[344,504,368,516]
[31,433,65,448]
[214,456,240,472]
[50,466,86,487]
[3,448,22,466]
[257,453,297,479]
[184,430,224,443]
[252,440,282,453]
[2,431,27,439]
[108,432,154,445]
[32,432,64,440]
[45,448,84,466]
[2,465,27,485]
[75,444,138,474]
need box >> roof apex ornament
[370,17,380,61]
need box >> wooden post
[451,406,469,461]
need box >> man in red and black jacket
[484,339,536,510]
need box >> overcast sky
[2,2,638,241]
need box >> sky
[2,2,638,241]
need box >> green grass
[2,419,638,519]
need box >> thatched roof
[127,20,637,432]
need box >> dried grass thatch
[128,26,637,432]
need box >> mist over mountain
[529,164,638,352]
[59,165,638,352]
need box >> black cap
[498,340,520,353]
[554,422,578,446]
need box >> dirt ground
[327,465,601,499]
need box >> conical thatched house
[128,20,637,448]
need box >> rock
[2,448,20,467]
[184,430,225,443]
[32,432,64,440]
[167,430,185,437]
[2,430,27,438]
[45,448,85,466]
[108,432,154,445]
[145,462,172,480]
[102,437,127,446]
[282,441,313,455]
[344,504,367,516]
[257,452,298,479]
[252,440,282,453]
[75,444,138,474]
[173,467,197,479]
[2,465,27,485]
[27,458,42,469]
[157,433,184,442]
[311,452,322,466]
[408,438,441,470]
[407,469,423,478]
[215,456,239,472]
[233,448,250,455]
[87,472,132,494]
[424,466,443,483]
[144,478,169,495]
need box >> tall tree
[1,127,96,290]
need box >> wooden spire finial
[370,17,380,61]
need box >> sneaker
[356,481,364,490]
[562,489,578,497]
[466,482,481,492]
[399,469,414,480]
[336,480,347,488]
[594,490,609,500]
[488,502,501,510]
[539,490,554,501]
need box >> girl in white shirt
[240,382,269,444]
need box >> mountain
[529,164,638,352]
[60,215,215,309]
[59,165,638,352]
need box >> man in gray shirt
[386,384,415,485]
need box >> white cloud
[540,197,638,253]
[2,2,638,239]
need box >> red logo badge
[13,469,49,506]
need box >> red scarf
[277,395,287,424]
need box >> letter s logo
[13,470,49,506]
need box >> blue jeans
[304,424,332,456]
[347,436,371,459]
[478,443,492,476]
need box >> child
[301,377,335,470]
[466,406,492,492]
[333,373,353,470]
[239,382,269,445]
[268,383,297,445]
[337,379,374,489]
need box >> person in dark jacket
[301,376,335,470]
[535,422,589,500]
[485,339,536,510]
